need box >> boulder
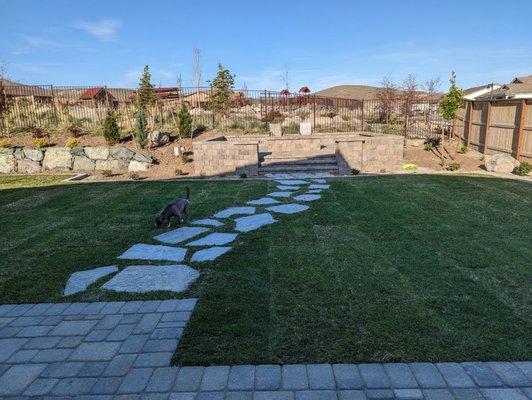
[95,158,129,172]
[109,146,135,160]
[13,148,25,160]
[149,130,170,147]
[17,159,42,173]
[73,156,96,171]
[42,148,73,171]
[0,153,15,173]
[132,152,154,163]
[84,146,110,160]
[484,153,520,173]
[128,160,151,172]
[23,148,44,161]
[0,148,15,155]
[70,147,85,157]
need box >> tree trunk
[440,127,445,168]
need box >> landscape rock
[128,160,151,172]
[149,130,170,147]
[484,153,520,173]
[267,203,309,214]
[69,147,85,157]
[23,148,44,161]
[293,194,321,202]
[17,159,42,173]
[247,197,280,205]
[234,213,277,232]
[0,147,14,155]
[73,156,96,171]
[64,265,118,296]
[42,147,73,170]
[13,148,25,159]
[190,246,232,262]
[0,153,16,173]
[154,226,210,244]
[187,232,238,246]
[110,146,135,160]
[118,243,187,262]
[96,158,129,172]
[84,146,110,160]
[101,264,199,293]
[214,207,256,218]
[133,152,154,163]
[191,218,224,227]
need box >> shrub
[181,154,192,163]
[282,123,300,135]
[515,161,532,176]
[0,138,12,148]
[68,124,83,138]
[446,162,461,171]
[341,115,350,121]
[382,124,404,135]
[129,172,141,180]
[297,110,310,120]
[458,145,468,154]
[65,138,79,149]
[33,138,50,148]
[174,168,183,176]
[102,109,120,144]
[352,168,360,175]
[134,101,148,148]
[193,124,207,136]
[424,141,434,151]
[228,122,246,131]
[402,163,418,171]
[240,173,247,179]
[262,110,284,123]
[101,169,113,177]
[321,111,337,119]
[32,127,47,139]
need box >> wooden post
[483,101,492,154]
[515,99,527,160]
[466,101,473,147]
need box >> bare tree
[400,74,420,134]
[423,77,441,95]
[192,47,202,90]
[376,75,397,123]
[282,64,290,92]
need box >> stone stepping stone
[309,184,330,190]
[190,246,232,262]
[64,265,118,296]
[154,226,209,244]
[277,185,301,191]
[191,218,224,227]
[307,189,322,194]
[234,213,278,232]
[118,243,187,262]
[247,197,280,205]
[266,203,309,214]
[187,232,238,246]
[293,194,322,202]
[101,265,199,293]
[214,207,256,219]
[276,180,309,185]
[312,178,327,184]
[268,191,292,198]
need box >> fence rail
[458,99,532,162]
[0,84,449,138]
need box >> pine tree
[178,103,192,138]
[208,63,235,117]
[134,97,148,148]
[101,109,120,144]
[136,65,157,108]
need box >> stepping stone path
[118,243,187,262]
[187,232,238,246]
[268,191,292,198]
[153,226,209,244]
[64,265,118,296]
[191,218,224,227]
[214,207,255,218]
[267,203,310,214]
[293,194,322,202]
[276,180,309,185]
[309,184,330,190]
[102,265,199,293]
[247,197,280,205]
[277,185,301,191]
[312,178,327,184]
[191,246,232,262]
[234,213,278,232]
[307,189,322,194]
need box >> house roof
[510,75,532,84]
[280,89,290,95]
[298,86,311,93]
[79,87,106,100]
[476,76,532,100]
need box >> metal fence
[0,84,448,138]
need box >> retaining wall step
[261,157,337,165]
[259,164,339,173]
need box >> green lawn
[1,174,531,364]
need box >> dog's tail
[185,186,190,199]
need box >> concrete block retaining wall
[0,146,156,174]
[193,139,258,177]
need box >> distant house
[463,84,502,100]
[1,78,52,101]
[298,86,311,94]
[79,87,117,106]
[183,91,210,108]
[475,75,532,100]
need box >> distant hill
[314,85,385,99]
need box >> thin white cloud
[73,19,121,40]
[21,34,59,48]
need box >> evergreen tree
[178,103,192,138]
[134,97,148,148]
[101,109,120,144]
[136,65,157,108]
[208,63,235,117]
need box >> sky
[1,0,531,92]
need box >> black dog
[155,186,190,227]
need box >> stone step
[261,157,337,165]
[259,163,339,174]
